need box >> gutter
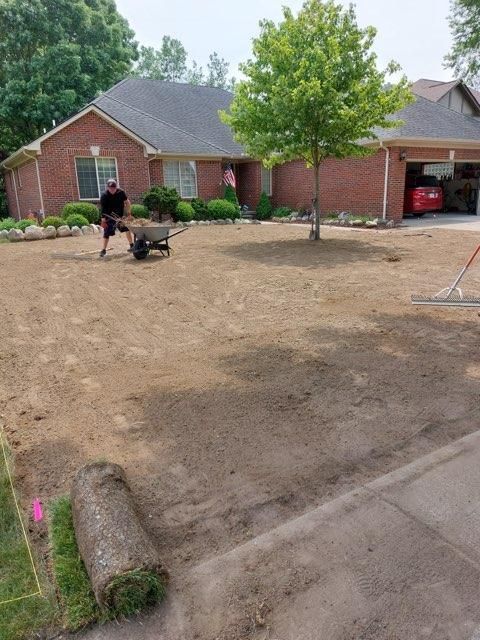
[379,142,390,221]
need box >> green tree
[444,0,480,88]
[135,38,188,81]
[185,61,205,85]
[206,52,235,90]
[221,0,412,240]
[0,0,138,154]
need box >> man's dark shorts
[103,220,129,238]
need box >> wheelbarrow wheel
[132,238,149,260]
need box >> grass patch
[0,436,58,640]
[0,238,10,244]
[105,570,166,616]
[49,496,100,630]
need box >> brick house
[2,78,480,222]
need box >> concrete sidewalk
[402,213,480,232]
[79,429,480,640]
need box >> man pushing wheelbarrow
[99,178,134,258]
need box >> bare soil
[1,224,479,636]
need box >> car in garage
[403,174,443,217]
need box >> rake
[411,244,480,307]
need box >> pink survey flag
[33,499,43,522]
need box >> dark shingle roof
[373,95,480,142]
[92,79,245,157]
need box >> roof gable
[411,78,480,115]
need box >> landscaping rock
[25,225,44,240]
[71,226,82,237]
[386,220,395,228]
[81,225,94,235]
[95,225,103,233]
[8,228,24,242]
[42,225,57,239]
[365,221,378,228]
[0,229,9,239]
[57,225,72,237]
[251,219,261,224]
[225,219,234,225]
[176,221,185,227]
[90,224,98,234]
[352,219,363,226]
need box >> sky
[114,0,455,83]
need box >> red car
[403,175,443,217]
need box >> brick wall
[238,162,261,209]
[4,170,19,218]
[3,162,42,219]
[273,152,391,218]
[149,159,164,187]
[197,161,223,200]
[38,111,151,214]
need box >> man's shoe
[127,243,134,253]
[99,249,107,258]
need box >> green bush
[130,204,150,219]
[176,201,194,222]
[16,219,37,231]
[142,186,180,218]
[256,192,273,220]
[207,199,239,220]
[62,202,99,224]
[64,214,90,228]
[0,217,17,231]
[190,197,208,221]
[42,216,65,229]
[224,185,240,212]
[273,206,292,218]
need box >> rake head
[411,294,480,307]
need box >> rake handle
[449,244,480,292]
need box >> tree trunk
[313,162,321,241]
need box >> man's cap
[106,179,117,187]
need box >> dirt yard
[1,223,479,636]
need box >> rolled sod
[71,462,167,614]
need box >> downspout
[147,152,163,189]
[24,150,45,214]
[379,142,389,221]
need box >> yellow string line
[0,428,43,605]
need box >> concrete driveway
[402,213,480,232]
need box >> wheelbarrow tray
[127,225,170,242]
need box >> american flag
[223,164,236,189]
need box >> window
[163,161,197,198]
[75,157,117,199]
[261,166,272,196]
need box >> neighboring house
[411,78,480,117]
[2,77,480,222]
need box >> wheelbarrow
[127,225,188,260]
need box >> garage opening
[404,161,480,217]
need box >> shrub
[130,204,150,219]
[224,185,240,212]
[256,191,273,220]
[64,214,90,228]
[142,186,180,218]
[0,217,17,231]
[62,202,99,224]
[273,206,292,218]
[190,197,208,221]
[42,216,65,229]
[16,219,36,231]
[207,199,239,220]
[176,201,194,222]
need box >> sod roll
[71,462,167,614]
